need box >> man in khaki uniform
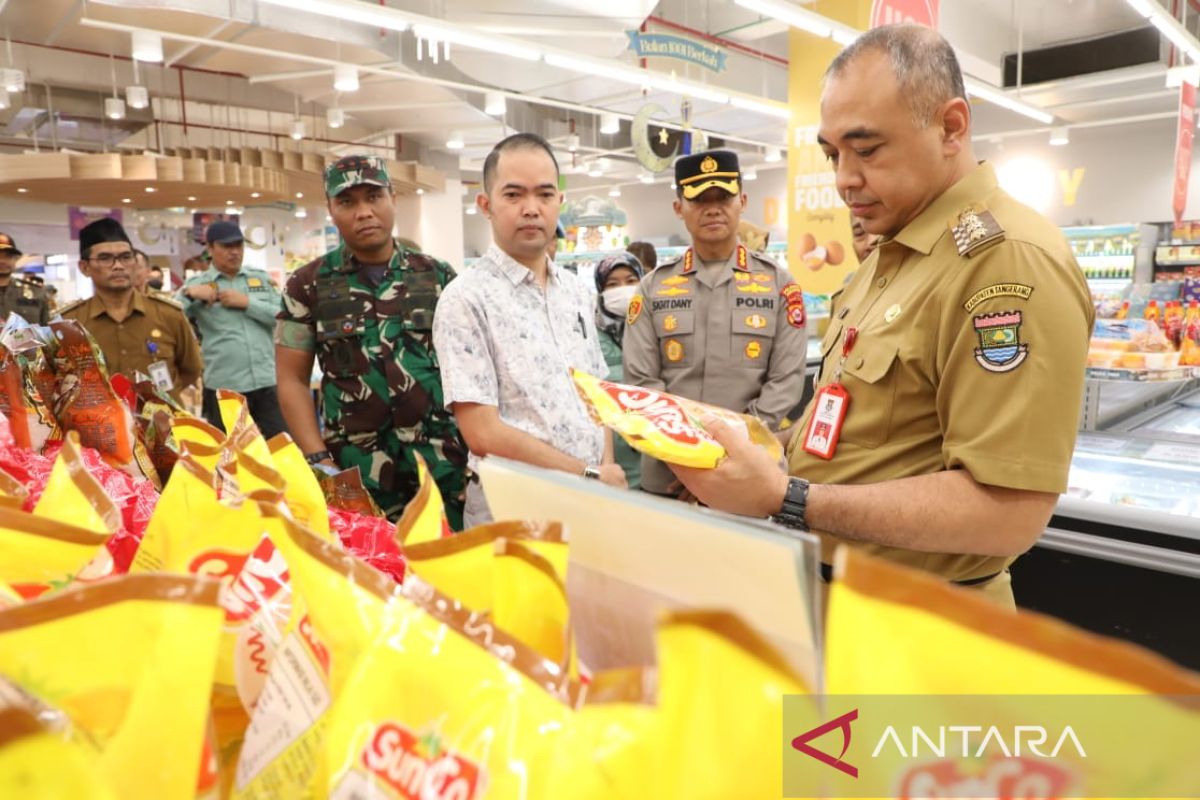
[60,218,202,401]
[623,149,808,496]
[0,233,50,325]
[669,25,1093,608]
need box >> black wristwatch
[772,477,811,531]
[305,449,332,466]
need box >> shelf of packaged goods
[1085,366,1200,382]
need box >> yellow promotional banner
[787,1,872,297]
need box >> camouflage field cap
[324,154,392,198]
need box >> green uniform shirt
[179,266,281,392]
[275,241,468,526]
[787,163,1094,582]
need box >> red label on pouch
[803,383,850,460]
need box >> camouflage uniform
[276,237,467,527]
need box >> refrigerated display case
[1015,416,1200,670]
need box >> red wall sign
[870,0,939,29]
[1174,81,1196,226]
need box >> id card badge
[147,360,173,393]
[803,383,850,459]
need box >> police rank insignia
[665,338,684,362]
[950,204,1005,257]
[744,341,762,359]
[700,155,718,173]
[973,310,1028,372]
[745,314,767,329]
[663,314,678,332]
[737,284,771,294]
[656,286,690,297]
[627,294,644,326]
[662,275,690,287]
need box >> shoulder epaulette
[655,254,683,270]
[146,293,184,310]
[949,203,1006,257]
[57,298,86,315]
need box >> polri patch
[627,293,644,326]
[963,282,1033,313]
[973,310,1028,372]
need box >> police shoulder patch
[949,204,1005,257]
[626,293,644,326]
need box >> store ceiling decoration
[0,149,444,209]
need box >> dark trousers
[202,385,290,440]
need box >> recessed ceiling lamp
[131,30,163,63]
[295,192,304,199]
[122,198,131,203]
[599,112,620,134]
[334,64,359,92]
[764,146,782,163]
[416,188,425,195]
[327,107,345,128]
[250,192,261,198]
[16,187,27,193]
[484,91,506,116]
[1049,126,1070,146]
[446,131,465,150]
[291,118,306,140]
[144,186,156,193]
[295,207,308,218]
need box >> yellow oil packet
[233,504,401,800]
[0,706,118,800]
[492,537,576,672]
[0,464,27,510]
[394,452,449,546]
[0,578,21,608]
[0,506,111,600]
[0,574,223,800]
[572,368,782,468]
[218,389,273,467]
[33,431,122,535]
[320,574,576,800]
[823,548,1200,798]
[267,433,330,538]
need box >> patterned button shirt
[433,244,607,472]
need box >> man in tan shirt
[671,25,1093,608]
[60,218,202,401]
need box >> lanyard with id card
[145,340,174,393]
[802,326,856,460]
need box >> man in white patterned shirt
[434,133,626,526]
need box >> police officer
[0,233,50,325]
[669,25,1093,609]
[60,218,203,401]
[623,149,808,497]
[180,220,289,439]
[274,155,468,527]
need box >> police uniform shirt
[787,163,1094,581]
[623,244,809,493]
[0,279,50,325]
[60,291,204,399]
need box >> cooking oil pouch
[33,430,123,536]
[319,574,576,800]
[0,574,223,799]
[0,463,27,510]
[267,433,330,538]
[0,706,118,800]
[823,547,1200,798]
[218,389,273,466]
[0,505,112,600]
[572,368,782,468]
[393,452,450,546]
[47,320,160,488]
[0,578,21,608]
[233,504,401,800]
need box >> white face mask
[601,284,639,317]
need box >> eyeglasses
[86,251,137,267]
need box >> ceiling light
[608,187,621,197]
[258,0,409,31]
[1125,0,1155,14]
[735,0,832,38]
[484,91,506,116]
[105,97,125,120]
[764,146,782,163]
[416,188,425,195]
[131,30,163,63]
[295,192,304,199]
[730,95,792,120]
[962,77,1054,124]
[639,173,654,184]
[587,163,604,177]
[1167,64,1200,88]
[744,167,758,181]
[446,131,465,150]
[2,69,23,93]
[250,192,261,198]
[333,64,359,92]
[599,112,620,134]
[144,186,156,193]
[16,187,27,193]
[126,85,149,109]
[122,198,131,203]
[1049,126,1069,146]
[412,23,542,61]
[327,107,345,128]
[465,205,477,215]
[226,200,235,205]
[567,133,580,152]
[295,208,307,218]
[290,118,305,140]
[187,196,196,201]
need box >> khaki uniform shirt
[60,291,203,400]
[0,279,50,325]
[788,163,1094,581]
[624,243,809,493]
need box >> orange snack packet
[0,345,59,452]
[572,368,782,468]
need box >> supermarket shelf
[1085,366,1200,382]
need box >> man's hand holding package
[669,416,789,518]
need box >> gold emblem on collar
[949,204,1005,257]
[700,156,718,174]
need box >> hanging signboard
[625,31,726,73]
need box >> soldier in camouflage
[274,155,468,527]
